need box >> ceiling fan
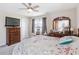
[20,3,39,12]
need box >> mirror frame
[53,16,71,33]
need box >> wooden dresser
[47,31,79,37]
[6,27,20,46]
[47,32,70,37]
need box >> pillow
[59,36,74,45]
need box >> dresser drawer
[6,27,20,46]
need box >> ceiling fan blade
[19,8,27,10]
[31,7,39,12]
[22,3,29,8]
[33,5,39,9]
[28,3,32,6]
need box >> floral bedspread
[54,44,79,55]
[12,35,79,55]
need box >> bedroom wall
[20,17,29,40]
[0,11,29,46]
[46,8,77,33]
[28,8,77,37]
[76,6,79,28]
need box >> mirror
[53,16,71,33]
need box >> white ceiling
[0,3,78,17]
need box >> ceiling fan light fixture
[21,3,39,12]
[27,9,33,12]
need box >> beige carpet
[0,44,16,55]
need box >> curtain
[42,17,47,34]
[32,19,35,33]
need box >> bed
[12,35,79,55]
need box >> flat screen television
[5,17,20,26]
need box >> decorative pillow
[59,36,74,45]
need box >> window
[32,17,47,35]
[34,18,42,35]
